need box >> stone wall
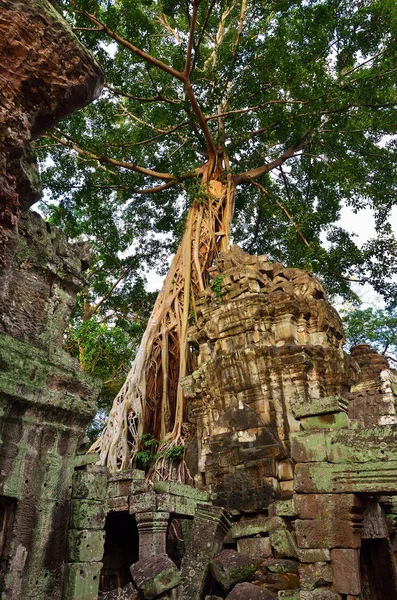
[0,1,103,598]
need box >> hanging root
[89,171,235,476]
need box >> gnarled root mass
[89,172,235,474]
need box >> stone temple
[1,1,397,599]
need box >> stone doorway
[99,511,139,595]
[360,538,397,600]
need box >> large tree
[37,0,397,472]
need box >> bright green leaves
[40,0,397,312]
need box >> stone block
[232,516,285,538]
[155,492,198,516]
[292,396,348,419]
[269,529,298,559]
[210,549,256,592]
[278,592,300,599]
[299,562,332,591]
[69,500,105,530]
[225,582,276,599]
[74,453,100,468]
[130,491,156,513]
[63,562,102,600]
[130,554,180,600]
[294,461,397,494]
[72,470,108,500]
[264,558,298,573]
[290,432,327,463]
[67,529,105,563]
[330,549,361,595]
[280,481,294,495]
[295,520,360,549]
[153,480,210,501]
[107,478,147,498]
[300,413,349,431]
[107,496,129,512]
[326,425,397,464]
[275,500,296,518]
[237,537,273,560]
[297,549,330,563]
[278,460,294,481]
[293,494,364,520]
[299,591,341,600]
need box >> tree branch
[105,84,182,105]
[234,129,312,184]
[82,11,185,82]
[51,130,176,182]
[184,0,199,77]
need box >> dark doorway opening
[360,538,397,600]
[99,511,139,594]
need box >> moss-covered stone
[72,470,108,500]
[300,412,349,431]
[69,500,105,530]
[67,530,105,563]
[63,562,102,600]
[210,549,256,592]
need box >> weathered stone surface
[63,562,103,600]
[72,470,108,500]
[130,554,180,600]
[225,582,277,599]
[0,0,103,266]
[232,516,286,538]
[264,560,299,574]
[210,549,256,591]
[102,582,138,599]
[297,549,330,563]
[237,537,273,560]
[153,480,210,501]
[181,504,231,600]
[269,529,298,559]
[67,529,105,563]
[69,500,105,530]
[299,413,349,431]
[330,549,360,595]
[291,432,327,463]
[294,461,397,494]
[299,591,341,600]
[275,500,296,517]
[299,562,332,591]
[292,397,348,420]
[135,511,169,559]
[183,246,349,513]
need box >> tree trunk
[89,166,235,472]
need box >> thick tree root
[89,171,235,474]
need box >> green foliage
[163,445,184,461]
[136,433,160,467]
[341,307,397,364]
[135,434,184,468]
[210,275,224,300]
[36,0,397,342]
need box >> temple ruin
[1,1,397,599]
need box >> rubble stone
[210,549,256,591]
[130,554,180,600]
[225,582,277,599]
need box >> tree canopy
[341,306,397,366]
[35,0,397,472]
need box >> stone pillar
[135,511,170,559]
[181,504,231,600]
